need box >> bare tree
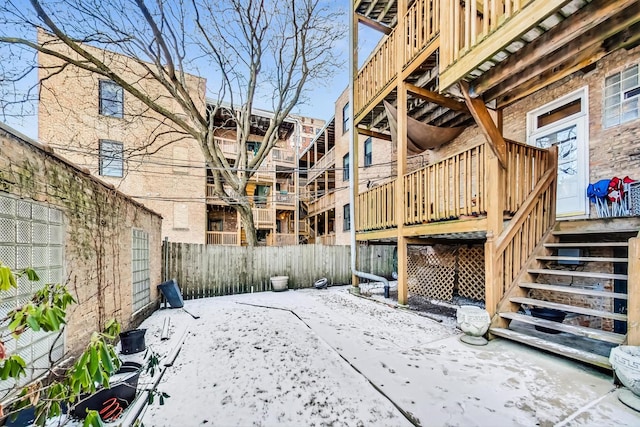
[0,0,343,246]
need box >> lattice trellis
[457,246,485,301]
[407,244,485,303]
[407,245,457,301]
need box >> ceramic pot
[610,345,640,411]
[456,305,490,346]
[270,276,289,292]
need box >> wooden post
[485,150,505,320]
[396,0,408,306]
[627,236,640,345]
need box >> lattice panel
[407,245,457,301]
[457,246,485,301]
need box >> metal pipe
[348,3,389,298]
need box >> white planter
[456,305,490,346]
[270,276,289,292]
[610,345,640,411]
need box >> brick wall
[0,124,162,356]
[37,30,207,244]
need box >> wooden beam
[472,0,640,97]
[627,236,640,346]
[357,14,392,35]
[497,21,640,107]
[459,82,507,169]
[356,127,392,141]
[406,83,469,112]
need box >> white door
[528,88,589,218]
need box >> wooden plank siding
[163,243,395,299]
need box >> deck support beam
[460,82,507,169]
[406,83,469,113]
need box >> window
[315,127,321,135]
[99,140,124,177]
[132,229,150,312]
[342,102,350,133]
[343,154,349,181]
[343,204,350,231]
[99,80,123,118]
[364,137,372,167]
[0,195,65,387]
[604,64,640,128]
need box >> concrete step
[519,282,628,300]
[499,312,625,344]
[509,297,628,321]
[536,255,628,263]
[527,268,628,281]
[544,242,628,248]
[489,327,611,369]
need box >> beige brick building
[37,31,207,244]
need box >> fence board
[161,243,395,299]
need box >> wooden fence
[162,243,396,299]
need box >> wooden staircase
[490,218,640,370]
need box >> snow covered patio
[135,287,639,426]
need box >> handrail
[403,0,440,66]
[356,178,396,231]
[206,231,238,246]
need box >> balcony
[215,137,237,157]
[266,233,297,246]
[272,147,295,164]
[356,139,553,235]
[206,231,238,245]
[274,191,296,207]
[253,208,275,229]
[308,192,335,216]
[307,146,335,182]
[206,183,236,205]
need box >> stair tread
[489,327,611,369]
[536,255,628,262]
[499,312,625,344]
[510,297,628,321]
[519,282,628,300]
[552,228,638,235]
[527,268,628,280]
[544,242,628,248]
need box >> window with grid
[604,64,640,128]
[364,137,372,167]
[342,102,350,133]
[343,203,350,231]
[99,140,124,177]
[132,229,150,312]
[99,80,124,118]
[343,154,349,181]
[0,193,65,388]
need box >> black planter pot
[119,329,146,355]
[530,307,567,334]
[72,362,142,421]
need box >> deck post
[396,0,409,306]
[627,236,640,345]
[485,150,505,319]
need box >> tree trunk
[237,203,258,246]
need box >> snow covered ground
[134,286,640,427]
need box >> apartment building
[350,0,640,367]
[37,31,321,246]
[300,88,395,245]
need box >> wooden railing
[354,28,397,114]
[252,208,275,228]
[215,137,237,157]
[404,0,440,65]
[439,0,547,89]
[266,233,297,246]
[404,143,485,224]
[274,192,295,206]
[206,183,235,205]
[318,234,336,245]
[504,140,551,214]
[307,146,335,182]
[486,146,557,317]
[308,192,335,216]
[272,147,294,164]
[206,231,238,245]
[356,179,396,231]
